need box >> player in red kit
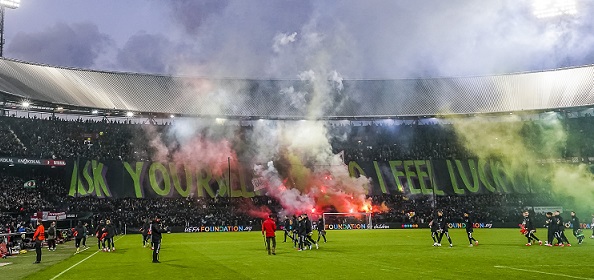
[262,215,277,255]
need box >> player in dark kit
[141,218,151,247]
[545,212,555,246]
[554,211,570,246]
[95,220,105,250]
[297,215,310,251]
[292,215,299,248]
[429,214,439,246]
[570,211,585,244]
[82,222,89,248]
[302,214,319,249]
[100,224,109,251]
[283,216,293,243]
[105,220,116,252]
[463,212,479,247]
[317,217,327,243]
[521,211,542,246]
[74,221,85,254]
[436,211,453,247]
[151,217,164,263]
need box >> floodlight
[170,114,175,118]
[532,0,577,18]
[91,110,99,114]
[126,112,134,117]
[0,0,19,9]
[0,0,19,57]
[21,101,29,108]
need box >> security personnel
[32,219,45,263]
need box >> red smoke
[146,127,238,177]
[253,158,389,217]
[237,198,272,219]
[143,122,389,218]
[171,137,237,177]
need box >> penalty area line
[50,236,124,280]
[494,265,594,280]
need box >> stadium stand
[1,57,593,240]
[1,113,583,233]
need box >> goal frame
[322,212,372,230]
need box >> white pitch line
[521,265,594,267]
[494,266,594,280]
[73,246,90,255]
[50,236,124,280]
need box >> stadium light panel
[91,110,99,114]
[126,112,134,117]
[0,0,20,9]
[170,114,175,118]
[532,0,577,18]
[21,101,30,108]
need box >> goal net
[322,212,372,230]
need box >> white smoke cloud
[298,70,316,81]
[329,70,343,91]
[9,1,594,78]
[279,86,309,112]
[272,32,298,53]
[164,0,594,79]
[245,120,371,216]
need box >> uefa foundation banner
[66,158,539,198]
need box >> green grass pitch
[3,229,594,280]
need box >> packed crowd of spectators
[0,116,150,161]
[0,114,589,231]
[3,114,594,162]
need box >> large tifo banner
[66,159,538,198]
[354,159,536,196]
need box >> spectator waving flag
[23,180,36,189]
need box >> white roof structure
[0,58,593,118]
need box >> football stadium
[2,1,594,279]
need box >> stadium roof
[0,58,594,118]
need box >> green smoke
[451,113,594,216]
